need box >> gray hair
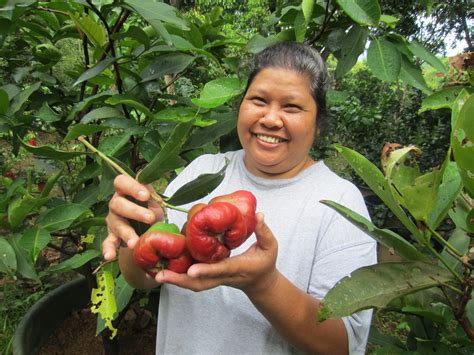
[243,42,330,135]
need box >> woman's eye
[250,97,266,106]
[284,104,302,112]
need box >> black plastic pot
[12,277,90,355]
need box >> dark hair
[243,42,330,135]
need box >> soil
[39,306,156,355]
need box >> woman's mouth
[256,134,286,144]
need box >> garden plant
[0,0,472,353]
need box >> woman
[103,42,377,354]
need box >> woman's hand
[102,174,164,260]
[154,213,279,293]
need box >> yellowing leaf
[91,268,117,338]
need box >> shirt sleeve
[309,184,378,354]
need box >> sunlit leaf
[69,12,107,48]
[367,38,400,82]
[36,203,90,232]
[0,238,17,274]
[50,249,100,272]
[192,78,243,109]
[407,40,447,74]
[335,0,381,26]
[419,86,466,113]
[18,227,51,263]
[91,265,117,338]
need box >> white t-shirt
[157,150,377,354]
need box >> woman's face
[237,67,318,179]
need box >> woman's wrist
[242,268,282,301]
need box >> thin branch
[307,1,336,46]
[47,242,75,257]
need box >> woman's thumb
[254,212,277,250]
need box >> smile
[256,134,286,144]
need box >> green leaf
[91,266,118,338]
[19,138,88,161]
[246,34,281,54]
[166,162,227,206]
[7,195,49,230]
[332,144,421,240]
[98,132,134,157]
[140,53,195,84]
[184,112,236,150]
[64,123,109,141]
[368,326,405,349]
[125,0,189,31]
[419,86,466,113]
[18,228,51,263]
[9,236,38,280]
[302,0,315,23]
[451,89,471,128]
[35,102,60,122]
[0,238,17,274]
[0,89,8,115]
[36,203,90,232]
[335,0,381,26]
[320,200,429,262]
[105,94,154,119]
[138,130,162,162]
[379,14,399,27]
[399,56,431,94]
[440,229,470,273]
[449,195,474,233]
[66,92,112,121]
[69,12,107,48]
[407,41,447,74]
[40,167,63,198]
[7,82,41,115]
[335,25,368,78]
[318,262,454,321]
[96,274,134,335]
[137,120,194,184]
[367,38,401,82]
[73,57,119,87]
[428,160,462,229]
[192,78,243,109]
[80,106,123,124]
[383,145,442,222]
[451,95,474,197]
[50,249,100,273]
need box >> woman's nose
[260,105,284,128]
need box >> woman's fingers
[102,231,121,260]
[114,174,150,201]
[109,194,156,224]
[105,212,140,247]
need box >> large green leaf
[9,236,38,280]
[0,238,17,274]
[332,144,421,239]
[335,0,381,26]
[428,160,462,229]
[35,102,60,122]
[191,78,244,109]
[335,25,368,78]
[166,162,227,206]
[318,262,454,321]
[49,249,100,272]
[451,89,471,128]
[36,203,90,232]
[320,200,429,262]
[184,112,236,150]
[7,195,49,230]
[407,40,447,74]
[18,227,51,263]
[73,57,119,87]
[449,194,474,233]
[19,139,88,160]
[246,34,281,54]
[7,82,41,115]
[140,53,195,83]
[105,95,154,119]
[137,119,194,184]
[302,0,315,23]
[451,95,474,197]
[80,107,123,124]
[419,86,466,113]
[64,123,109,141]
[399,56,431,94]
[66,92,112,121]
[125,0,189,31]
[383,145,442,222]
[367,38,400,82]
[69,12,107,48]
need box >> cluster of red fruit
[132,190,257,276]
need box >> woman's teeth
[256,134,284,144]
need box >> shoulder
[185,150,241,174]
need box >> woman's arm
[153,213,348,354]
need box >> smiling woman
[104,42,377,355]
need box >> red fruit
[37,182,46,192]
[186,202,246,263]
[133,222,193,275]
[27,138,37,146]
[209,190,257,237]
[5,170,16,180]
